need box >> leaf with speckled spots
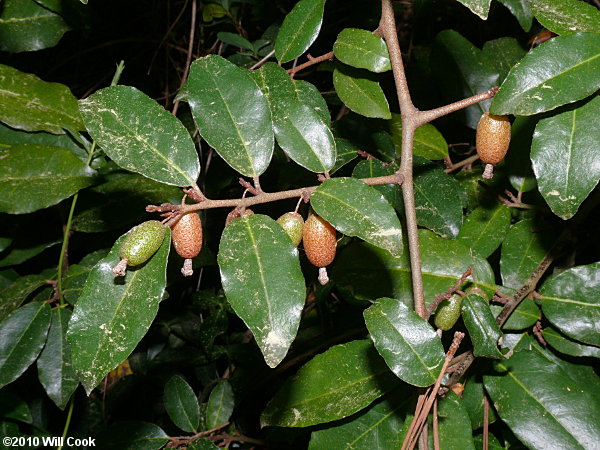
[217,214,305,368]
[364,298,445,386]
[182,55,273,178]
[79,85,200,187]
[261,340,399,427]
[67,228,171,395]
[311,177,403,257]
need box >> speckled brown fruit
[171,212,203,276]
[476,112,511,179]
[225,207,254,225]
[303,214,336,284]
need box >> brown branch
[172,0,197,116]
[415,87,499,126]
[444,154,480,173]
[287,51,335,76]
[426,267,472,319]
[167,422,230,448]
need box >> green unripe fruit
[434,294,463,331]
[113,220,166,276]
[276,212,304,246]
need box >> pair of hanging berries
[112,211,203,277]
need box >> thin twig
[444,154,480,173]
[172,0,197,116]
[287,51,335,76]
[167,422,230,448]
[483,395,490,450]
[249,49,275,71]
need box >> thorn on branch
[183,186,207,202]
[532,321,547,346]
[238,177,261,196]
[146,203,180,213]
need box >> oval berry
[276,212,304,247]
[303,214,336,271]
[172,212,203,259]
[434,294,463,331]
[225,207,254,225]
[476,112,511,179]
[113,220,167,276]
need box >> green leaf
[531,96,600,219]
[217,32,254,51]
[183,55,273,177]
[431,30,499,129]
[0,274,49,321]
[294,80,331,126]
[432,392,476,449]
[0,145,95,214]
[205,380,235,429]
[364,297,445,386]
[330,138,359,174]
[490,33,600,116]
[413,156,465,238]
[543,326,600,358]
[260,340,399,427]
[202,3,227,22]
[498,0,533,31]
[538,263,600,347]
[164,375,200,432]
[252,63,335,173]
[333,230,496,308]
[97,421,169,450]
[482,37,526,83]
[390,115,449,160]
[352,160,402,212]
[37,308,79,410]
[506,115,538,193]
[72,174,182,233]
[461,373,498,430]
[333,65,391,119]
[308,389,412,449]
[0,0,70,53]
[484,350,600,449]
[0,238,61,268]
[80,85,199,186]
[0,65,83,133]
[457,204,511,258]
[333,28,391,73]
[491,297,541,330]
[218,214,305,368]
[0,122,82,153]
[455,0,492,19]
[500,219,559,289]
[274,0,326,63]
[311,177,403,257]
[67,228,171,394]
[0,302,51,389]
[529,0,600,35]
[461,294,504,358]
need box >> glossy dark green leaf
[183,55,273,177]
[294,80,331,126]
[482,37,526,83]
[37,308,79,410]
[0,145,95,214]
[433,392,476,449]
[275,0,326,63]
[491,297,541,330]
[80,85,199,186]
[311,177,403,257]
[461,294,504,358]
[352,160,402,212]
[491,33,600,116]
[308,389,412,449]
[97,421,169,450]
[0,274,49,321]
[164,375,200,432]
[484,349,600,449]
[218,214,304,368]
[217,31,254,51]
[431,30,499,129]
[0,122,82,153]
[72,174,182,232]
[261,340,399,427]
[333,230,496,308]
[67,228,170,394]
[364,297,445,386]
[333,65,391,119]
[0,0,69,53]
[543,326,600,359]
[506,115,537,193]
[461,373,498,430]
[457,204,511,258]
[390,115,448,160]
[413,156,465,238]
[0,238,61,268]
[0,65,82,133]
[455,0,492,19]
[330,138,359,174]
[0,388,32,423]
[529,0,600,35]
[531,95,600,219]
[205,380,234,429]
[188,440,220,450]
[538,263,600,346]
[0,302,51,389]
[333,28,391,73]
[498,0,533,31]
[252,63,335,173]
[500,219,559,289]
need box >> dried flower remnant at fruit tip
[476,112,511,180]
[303,214,337,285]
[171,212,203,277]
[112,220,167,277]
